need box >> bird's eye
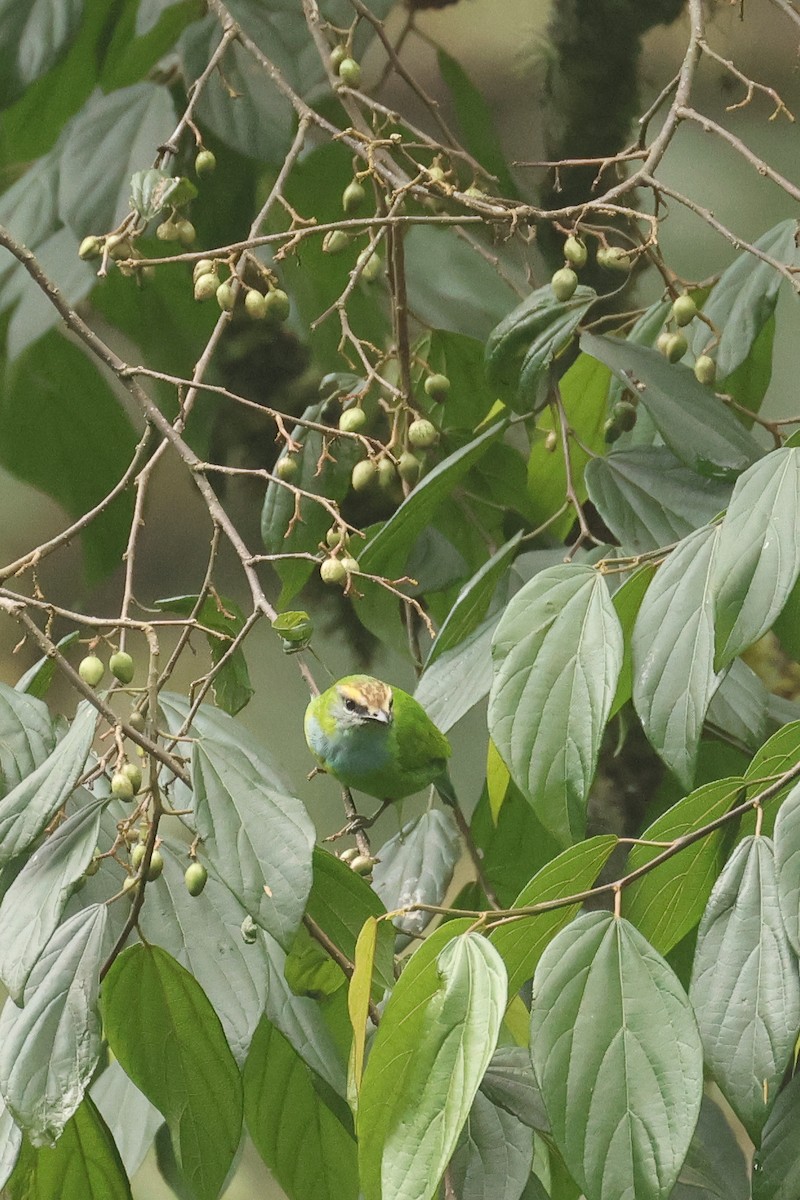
[344,698,357,712]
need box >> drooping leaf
[0,904,107,1146]
[706,657,769,752]
[671,1094,749,1200]
[752,1070,800,1200]
[415,614,497,734]
[89,1059,162,1182]
[0,0,83,107]
[102,943,243,1200]
[773,779,800,954]
[449,1091,534,1200]
[741,719,800,837]
[711,447,800,668]
[426,533,521,667]
[0,682,55,796]
[154,593,253,715]
[689,836,800,1140]
[436,50,518,199]
[632,523,720,788]
[581,333,762,481]
[478,1046,548,1132]
[608,564,656,719]
[371,809,461,946]
[489,564,623,845]
[358,925,505,1200]
[531,912,703,1200]
[305,847,394,995]
[0,1093,21,1190]
[15,632,79,699]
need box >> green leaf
[0,0,82,107]
[0,700,97,866]
[773,779,800,954]
[100,0,202,90]
[585,447,732,553]
[581,333,762,481]
[719,313,775,419]
[486,285,596,413]
[3,227,97,359]
[360,420,505,579]
[102,943,243,1200]
[0,1094,21,1191]
[0,682,55,796]
[531,912,703,1200]
[689,836,800,1140]
[191,734,314,948]
[0,903,107,1145]
[4,1095,132,1200]
[609,564,656,719]
[129,168,196,220]
[15,632,79,699]
[489,836,618,996]
[692,219,800,380]
[0,333,138,583]
[436,50,518,199]
[154,593,253,715]
[371,809,461,947]
[478,1045,548,1132]
[244,1016,358,1200]
[0,794,108,1001]
[706,657,768,752]
[419,330,501,430]
[711,448,800,668]
[415,614,497,734]
[622,777,745,954]
[449,1091,534,1200]
[89,1060,162,1181]
[427,534,521,667]
[358,928,506,1200]
[632,524,720,788]
[671,1094,749,1200]
[740,719,800,838]
[305,847,394,994]
[489,564,623,845]
[752,1070,800,1200]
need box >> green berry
[123,874,140,895]
[131,843,146,870]
[340,555,360,575]
[156,220,179,242]
[563,235,588,268]
[694,355,716,386]
[656,331,673,355]
[325,526,349,549]
[408,418,438,449]
[323,229,352,255]
[128,709,146,734]
[108,237,132,261]
[663,332,688,363]
[544,430,558,452]
[216,281,235,311]
[611,400,637,432]
[551,266,578,302]
[185,862,208,896]
[349,854,373,875]
[359,251,382,282]
[276,455,299,481]
[464,184,486,199]
[244,289,268,319]
[84,850,101,877]
[194,272,218,302]
[147,850,164,881]
[122,762,142,794]
[195,149,217,176]
[263,288,290,322]
[603,418,622,444]
[427,165,446,184]
[398,451,421,484]
[175,219,196,246]
[377,456,397,491]
[320,557,347,586]
[597,246,631,272]
[109,651,134,684]
[351,458,378,492]
[342,181,366,213]
[111,772,135,801]
[424,373,450,402]
[338,407,367,433]
[339,847,359,863]
[672,293,698,327]
[78,655,104,687]
[338,57,361,87]
[329,45,347,72]
[193,258,216,281]
[78,236,102,261]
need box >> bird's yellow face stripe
[337,679,393,721]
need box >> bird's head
[331,676,393,730]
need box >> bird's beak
[368,707,392,725]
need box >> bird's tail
[434,771,457,808]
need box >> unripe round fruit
[464,184,485,199]
[694,355,716,386]
[603,418,622,444]
[107,237,132,261]
[398,451,421,484]
[329,45,347,72]
[131,843,146,870]
[175,219,196,246]
[320,557,347,586]
[427,165,446,184]
[611,400,637,432]
[339,847,359,863]
[663,332,688,363]
[551,266,578,301]
[109,651,134,684]
[351,458,378,492]
[597,246,631,272]
[342,181,366,213]
[323,229,352,255]
[216,281,235,311]
[340,555,360,575]
[656,331,673,355]
[111,772,135,801]
[84,850,101,877]
[360,251,382,282]
[195,149,216,176]
[408,418,438,449]
[276,455,299,481]
[350,854,373,875]
[78,236,102,261]
[545,430,558,452]
[140,264,156,282]
[185,862,208,896]
[128,709,146,734]
[194,272,218,302]
[193,258,216,281]
[338,407,367,433]
[263,288,290,322]
[377,457,397,491]
[325,526,349,549]
[78,655,104,687]
[123,875,140,895]
[147,850,164,881]
[563,235,588,268]
[156,220,179,242]
[337,57,361,87]
[122,762,142,794]
[424,373,450,402]
[671,293,698,327]
[244,289,268,319]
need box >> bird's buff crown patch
[338,678,392,710]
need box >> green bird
[304,675,456,826]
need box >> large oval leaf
[530,911,703,1200]
[489,564,623,845]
